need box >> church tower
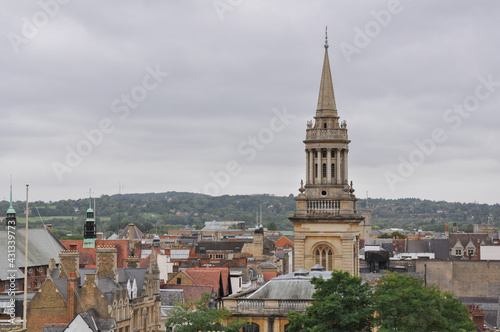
[83,193,96,248]
[6,184,16,227]
[289,30,364,275]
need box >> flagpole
[23,184,29,329]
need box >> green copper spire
[7,183,16,214]
[325,26,328,49]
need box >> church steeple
[6,183,16,226]
[289,32,364,276]
[83,190,96,247]
[316,27,337,113]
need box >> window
[467,249,474,256]
[322,150,327,158]
[323,123,327,129]
[331,150,335,157]
[455,249,462,256]
[176,278,182,285]
[331,163,335,178]
[215,254,224,259]
[315,164,318,177]
[314,245,334,271]
[322,164,327,178]
[243,323,260,332]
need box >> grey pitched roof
[196,241,245,253]
[408,239,450,259]
[42,325,67,332]
[0,228,66,280]
[246,270,332,300]
[117,268,147,297]
[160,289,183,306]
[70,308,117,332]
[52,277,69,301]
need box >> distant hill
[1,192,498,238]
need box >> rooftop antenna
[22,184,29,329]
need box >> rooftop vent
[294,268,309,276]
[311,264,325,272]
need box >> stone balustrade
[224,298,310,315]
[306,128,347,140]
[307,200,340,215]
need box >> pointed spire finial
[9,177,13,209]
[325,26,328,49]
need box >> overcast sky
[1,1,500,204]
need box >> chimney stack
[58,251,80,278]
[96,245,117,281]
[453,223,457,233]
[126,256,140,268]
[66,272,78,320]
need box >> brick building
[27,245,161,332]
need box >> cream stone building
[289,32,371,276]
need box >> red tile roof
[161,284,213,302]
[262,272,277,283]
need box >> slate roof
[160,289,183,306]
[449,233,492,247]
[117,268,147,297]
[69,308,117,332]
[195,241,245,253]
[246,270,332,300]
[0,228,66,280]
[408,239,450,259]
[42,325,66,332]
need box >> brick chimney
[58,251,80,278]
[67,272,78,321]
[126,256,140,268]
[45,224,53,232]
[96,245,117,281]
[468,304,484,330]
[453,222,457,233]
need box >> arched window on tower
[314,244,334,271]
[322,163,327,178]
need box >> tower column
[308,149,314,184]
[336,148,341,184]
[305,149,310,184]
[316,149,321,184]
[326,148,332,184]
[344,149,349,184]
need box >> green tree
[373,273,475,332]
[287,270,374,332]
[165,293,246,332]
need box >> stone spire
[316,27,337,113]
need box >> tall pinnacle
[7,181,15,214]
[316,27,337,112]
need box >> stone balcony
[223,298,310,316]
